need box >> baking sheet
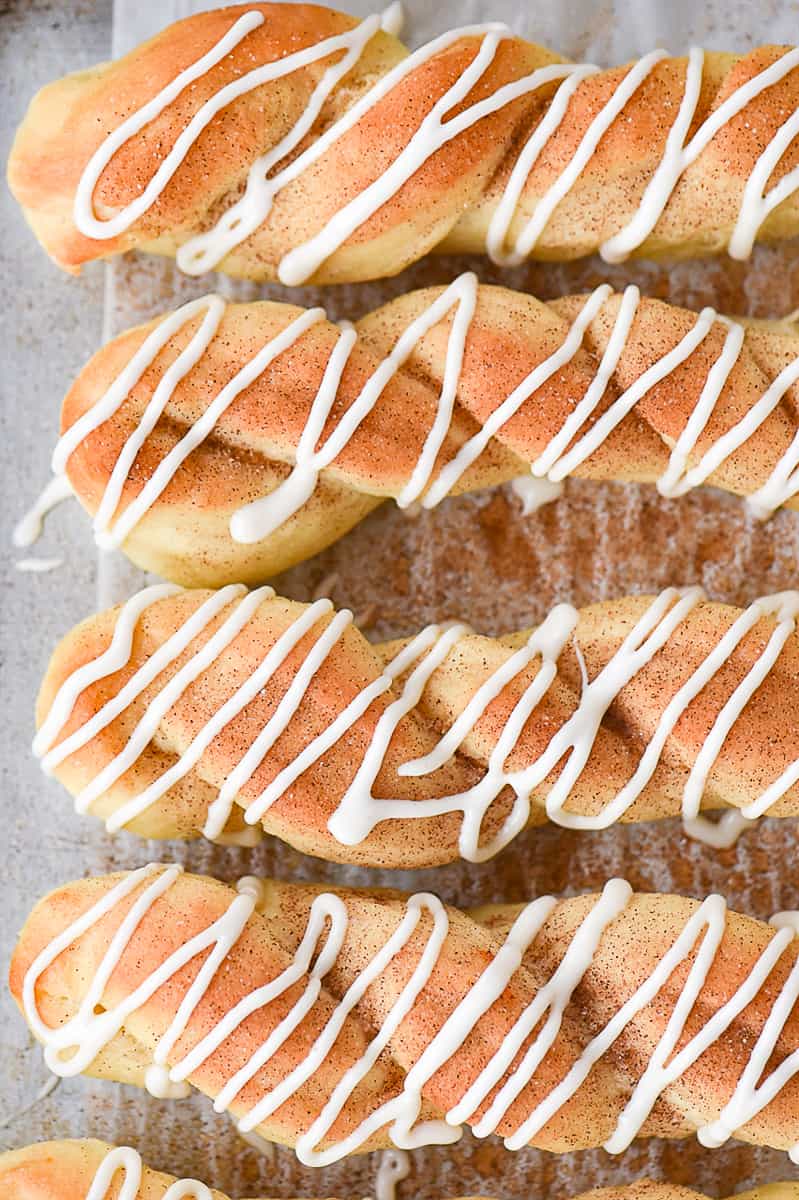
[4,0,799,1195]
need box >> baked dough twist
[56,283,799,588]
[11,868,799,1163]
[7,5,799,281]
[36,584,799,866]
[0,1143,238,1200]
[1,1140,797,1200]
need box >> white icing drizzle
[22,865,799,1165]
[12,474,73,547]
[74,5,402,253]
[84,1145,211,1200]
[71,9,799,279]
[15,556,64,573]
[33,581,184,761]
[488,52,665,266]
[601,46,799,264]
[237,875,269,906]
[55,273,799,555]
[273,42,579,288]
[53,294,326,551]
[231,270,480,543]
[35,583,799,858]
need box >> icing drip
[71,9,799,279]
[682,809,755,850]
[13,474,72,547]
[510,475,564,514]
[35,583,799,859]
[15,556,64,573]
[237,874,269,907]
[56,276,799,555]
[144,1063,191,1100]
[84,1145,211,1200]
[23,865,799,1165]
[772,910,799,937]
[373,1149,410,1200]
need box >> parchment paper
[4,0,799,1195]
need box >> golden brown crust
[9,873,799,1159]
[59,287,799,587]
[7,6,799,279]
[37,588,799,866]
[4,1140,799,1200]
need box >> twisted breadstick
[11,867,799,1164]
[8,5,799,280]
[0,1141,414,1200]
[36,584,799,865]
[51,281,799,588]
[0,1141,795,1200]
[0,1143,238,1200]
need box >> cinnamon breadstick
[8,6,799,280]
[53,283,799,587]
[35,583,799,865]
[1,1138,796,1200]
[11,868,799,1163]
